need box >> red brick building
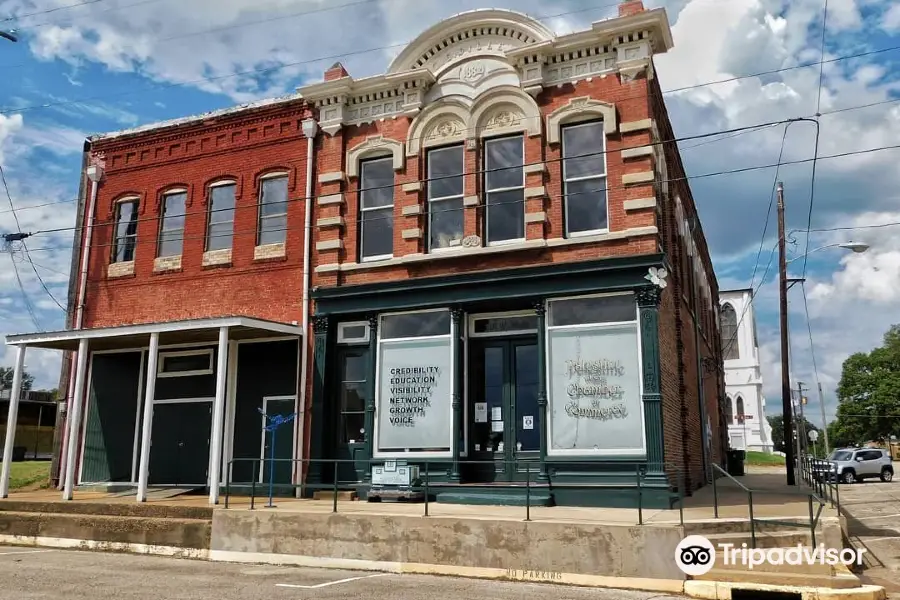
[1,1,725,508]
[299,2,724,505]
[3,97,316,502]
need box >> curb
[206,550,686,593]
[0,534,209,560]
[0,534,888,600]
[684,580,887,600]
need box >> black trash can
[726,450,746,477]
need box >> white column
[62,338,89,501]
[136,333,160,502]
[0,346,27,498]
[208,327,229,504]
[221,340,238,488]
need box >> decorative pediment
[546,97,618,144]
[386,9,554,75]
[346,136,404,178]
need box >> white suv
[824,448,894,484]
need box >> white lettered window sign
[546,293,646,455]
[375,309,454,456]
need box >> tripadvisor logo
[675,534,866,575]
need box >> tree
[833,324,900,444]
[767,414,820,453]
[0,366,34,394]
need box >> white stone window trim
[359,156,395,263]
[561,120,610,239]
[406,87,542,157]
[111,196,140,265]
[547,97,618,145]
[347,136,404,178]
[544,291,647,458]
[157,348,214,378]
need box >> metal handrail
[222,457,688,526]
[711,461,827,550]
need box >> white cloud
[882,3,900,32]
[0,114,25,164]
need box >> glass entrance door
[469,339,539,482]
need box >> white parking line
[0,550,55,556]
[276,573,389,589]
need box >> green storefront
[308,255,677,508]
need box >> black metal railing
[223,457,688,526]
[711,462,827,549]
[797,452,841,517]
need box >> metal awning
[4,316,303,351]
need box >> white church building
[720,289,774,452]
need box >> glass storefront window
[546,293,645,455]
[375,309,454,455]
[381,310,451,339]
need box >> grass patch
[744,451,785,466]
[9,461,51,491]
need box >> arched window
[720,303,740,360]
[736,396,746,424]
[725,395,734,425]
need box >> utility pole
[796,381,808,456]
[778,181,796,485]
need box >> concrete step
[312,490,357,501]
[435,491,553,507]
[0,511,211,550]
[0,499,213,520]
[684,517,819,536]
[707,530,812,550]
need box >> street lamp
[0,29,17,43]
[777,182,870,485]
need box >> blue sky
[1,0,900,427]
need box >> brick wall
[82,100,313,328]
[310,76,659,290]
[650,72,724,493]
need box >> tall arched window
[725,395,734,425]
[736,395,746,424]
[720,303,740,360]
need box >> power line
[3,22,900,116]
[749,123,791,292]
[1,0,109,23]
[0,164,67,312]
[799,280,824,424]
[5,89,898,219]
[800,0,830,282]
[23,127,900,249]
[797,221,900,233]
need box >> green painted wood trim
[637,286,665,474]
[449,308,462,482]
[312,254,666,315]
[363,315,378,482]
[533,299,549,481]
[307,316,330,485]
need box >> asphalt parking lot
[0,546,685,600]
[837,478,900,594]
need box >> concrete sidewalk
[7,469,828,526]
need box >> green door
[149,402,212,486]
[333,348,369,484]
[469,340,540,482]
[261,397,295,485]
